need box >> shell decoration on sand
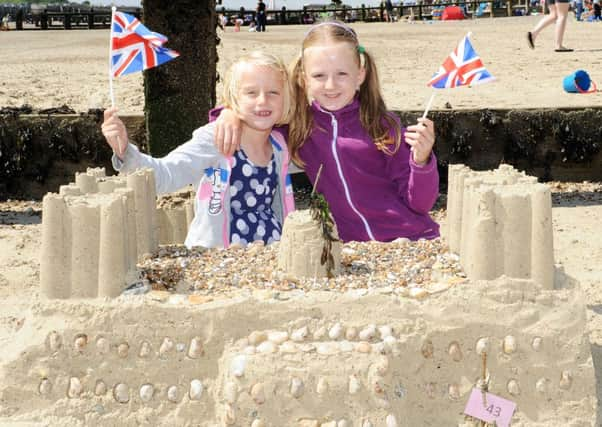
[139,384,154,402]
[189,379,204,400]
[139,341,152,358]
[290,377,304,398]
[188,337,203,359]
[251,420,266,427]
[39,378,52,395]
[291,326,308,342]
[159,337,175,358]
[349,375,361,394]
[421,339,434,358]
[507,379,521,396]
[532,336,543,352]
[230,354,247,377]
[46,331,62,352]
[113,383,129,403]
[536,378,549,394]
[117,342,129,358]
[248,331,267,346]
[167,385,179,403]
[559,370,573,390]
[95,380,107,396]
[475,337,489,355]
[328,323,343,340]
[67,377,82,398]
[345,327,358,340]
[224,380,238,404]
[224,403,236,425]
[250,382,265,404]
[73,334,87,353]
[502,335,517,354]
[385,414,398,427]
[448,341,463,362]
[316,377,329,394]
[448,383,460,400]
[96,337,109,354]
[359,324,376,341]
[268,330,289,345]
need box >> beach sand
[0,17,601,426]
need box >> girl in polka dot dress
[101,52,295,248]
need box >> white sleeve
[111,122,220,195]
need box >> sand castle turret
[278,210,342,278]
[41,168,195,299]
[447,164,554,288]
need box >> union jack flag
[111,11,180,78]
[427,34,495,89]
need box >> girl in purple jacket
[216,21,439,243]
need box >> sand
[0,17,601,426]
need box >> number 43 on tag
[464,388,517,427]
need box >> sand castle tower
[446,164,555,288]
[40,167,195,299]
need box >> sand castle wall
[446,164,555,289]
[0,279,595,426]
[41,168,194,299]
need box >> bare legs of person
[528,3,572,51]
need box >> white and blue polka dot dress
[229,149,282,246]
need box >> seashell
[96,337,109,354]
[316,377,329,394]
[224,381,238,403]
[176,343,186,352]
[299,420,319,427]
[317,342,340,355]
[321,422,336,427]
[113,383,129,403]
[299,343,316,353]
[313,326,327,340]
[448,341,463,362]
[257,340,277,353]
[280,341,298,353]
[224,403,236,425]
[95,380,107,396]
[385,414,398,427]
[230,355,247,377]
[408,287,428,299]
[337,420,350,427]
[291,326,309,342]
[378,325,393,339]
[139,384,154,402]
[328,323,343,340]
[383,335,397,348]
[502,336,517,354]
[250,382,265,404]
[475,337,489,355]
[374,356,389,375]
[189,379,204,400]
[139,341,152,358]
[373,377,385,394]
[290,377,304,398]
[536,378,548,394]
[73,334,88,353]
[356,341,372,353]
[359,324,376,341]
[188,337,204,359]
[248,331,268,346]
[373,342,389,355]
[339,340,354,352]
[39,378,52,395]
[268,330,289,345]
[345,327,358,340]
[532,336,543,352]
[117,342,129,358]
[251,420,266,427]
[243,345,257,355]
[559,370,573,390]
[425,382,436,399]
[167,385,179,403]
[448,383,460,400]
[421,339,434,358]
[507,379,520,396]
[159,337,174,358]
[47,331,62,352]
[349,375,361,394]
[362,421,374,427]
[67,377,82,398]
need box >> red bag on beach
[442,6,465,20]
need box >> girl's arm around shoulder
[113,122,223,194]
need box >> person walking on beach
[213,22,439,243]
[527,0,573,52]
[256,0,267,32]
[101,52,295,248]
[385,0,395,22]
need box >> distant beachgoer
[385,0,395,22]
[256,0,267,32]
[1,14,9,31]
[234,17,243,32]
[527,0,573,52]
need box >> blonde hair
[288,21,401,166]
[221,51,293,125]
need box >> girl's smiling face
[236,64,285,131]
[302,41,366,112]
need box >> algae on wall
[142,0,217,157]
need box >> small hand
[215,108,242,156]
[101,107,128,160]
[405,117,435,165]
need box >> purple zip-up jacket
[210,99,440,242]
[300,98,440,242]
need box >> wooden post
[490,0,494,17]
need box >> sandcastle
[0,165,596,426]
[40,167,194,298]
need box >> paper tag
[464,388,516,427]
